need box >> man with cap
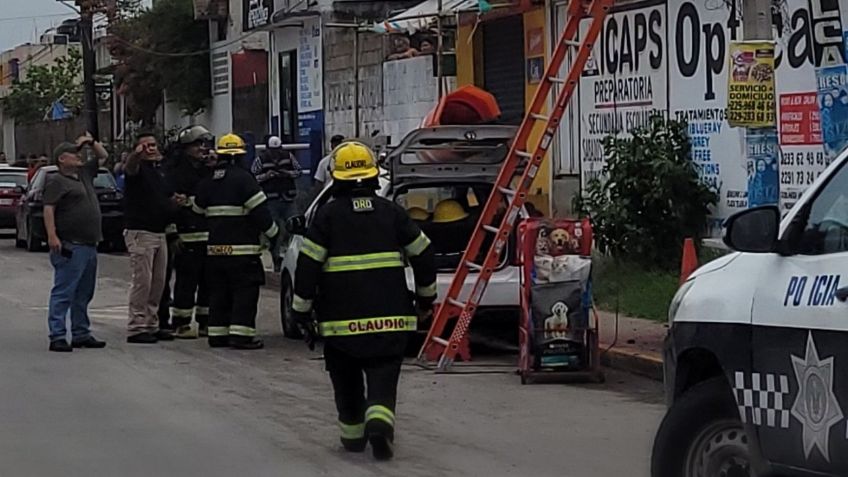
[43,133,109,352]
[251,135,301,272]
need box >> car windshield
[94,171,116,189]
[0,174,27,188]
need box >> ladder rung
[483,225,499,234]
[465,260,482,271]
[515,150,532,159]
[530,113,549,121]
[498,186,516,196]
[564,39,581,48]
[447,297,466,308]
[431,336,449,346]
[548,76,566,84]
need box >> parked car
[653,145,848,476]
[0,167,28,228]
[279,125,522,338]
[15,165,125,251]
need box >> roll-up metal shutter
[482,15,525,125]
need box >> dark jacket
[194,161,278,256]
[251,149,301,200]
[293,186,437,358]
[123,157,177,234]
[166,155,211,244]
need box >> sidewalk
[262,267,666,381]
[597,310,665,381]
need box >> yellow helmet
[331,141,379,181]
[407,207,430,221]
[216,133,246,155]
[432,200,469,223]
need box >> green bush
[575,115,717,270]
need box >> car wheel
[651,377,753,477]
[281,273,303,340]
[26,219,40,252]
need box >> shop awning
[372,0,493,34]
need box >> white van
[653,147,848,477]
[278,126,523,338]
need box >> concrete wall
[324,29,449,145]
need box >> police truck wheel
[651,376,752,477]
[281,274,303,340]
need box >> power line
[0,13,74,23]
[109,29,261,57]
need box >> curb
[266,270,664,382]
[600,347,663,382]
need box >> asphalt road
[0,235,665,477]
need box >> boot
[229,336,264,350]
[208,336,229,348]
[340,437,367,453]
[174,325,198,339]
[366,420,394,461]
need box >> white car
[654,145,848,477]
[278,125,522,338]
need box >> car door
[750,160,848,476]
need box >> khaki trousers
[124,230,168,333]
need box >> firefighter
[167,125,215,339]
[193,134,278,350]
[291,141,436,461]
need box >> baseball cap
[52,142,79,165]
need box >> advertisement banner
[779,93,822,146]
[746,129,779,208]
[815,64,848,159]
[577,0,668,186]
[727,42,776,127]
[297,17,323,113]
[243,0,272,32]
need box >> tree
[575,115,718,269]
[1,48,82,123]
[109,0,210,124]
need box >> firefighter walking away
[292,141,436,460]
[194,134,279,350]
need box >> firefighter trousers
[172,244,209,328]
[206,255,265,340]
[324,344,403,445]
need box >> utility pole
[78,0,100,140]
[741,0,773,41]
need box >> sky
[0,0,82,53]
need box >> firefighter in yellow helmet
[192,134,279,349]
[292,141,436,460]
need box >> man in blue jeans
[43,136,108,352]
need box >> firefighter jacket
[251,150,302,201]
[193,161,279,257]
[293,190,437,358]
[166,155,211,244]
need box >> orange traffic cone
[680,238,698,285]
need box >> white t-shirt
[314,154,333,183]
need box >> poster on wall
[577,0,668,186]
[727,42,776,127]
[815,64,848,159]
[298,17,323,113]
[778,92,825,211]
[746,129,779,207]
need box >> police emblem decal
[790,332,844,462]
